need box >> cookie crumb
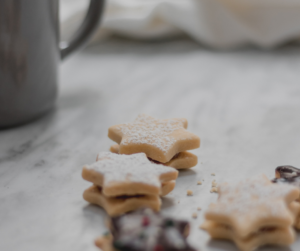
[210,187,218,193]
[212,181,217,187]
[197,181,202,185]
[197,207,201,211]
[192,212,197,219]
[187,190,193,196]
[211,173,215,176]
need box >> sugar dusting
[117,114,186,153]
[210,175,298,220]
[87,152,177,187]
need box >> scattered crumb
[211,173,215,176]
[187,190,193,196]
[197,207,201,211]
[197,181,202,185]
[192,212,197,219]
[210,187,218,193]
[212,181,217,187]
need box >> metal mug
[0,0,104,128]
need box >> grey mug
[0,0,104,128]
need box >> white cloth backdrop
[60,0,300,48]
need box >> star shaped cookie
[108,144,198,170]
[202,175,300,251]
[82,152,178,197]
[108,114,200,163]
[83,185,161,216]
[201,220,296,251]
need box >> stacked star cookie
[82,114,199,216]
[82,152,178,216]
[201,175,300,251]
[108,114,200,169]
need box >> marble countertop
[1,38,300,251]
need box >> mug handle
[60,0,105,60]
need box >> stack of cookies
[82,152,178,216]
[108,114,200,170]
[202,175,300,251]
[82,114,200,216]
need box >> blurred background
[60,0,300,49]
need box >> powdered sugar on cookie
[87,152,178,188]
[209,175,299,220]
[116,114,187,153]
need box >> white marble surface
[1,38,300,251]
